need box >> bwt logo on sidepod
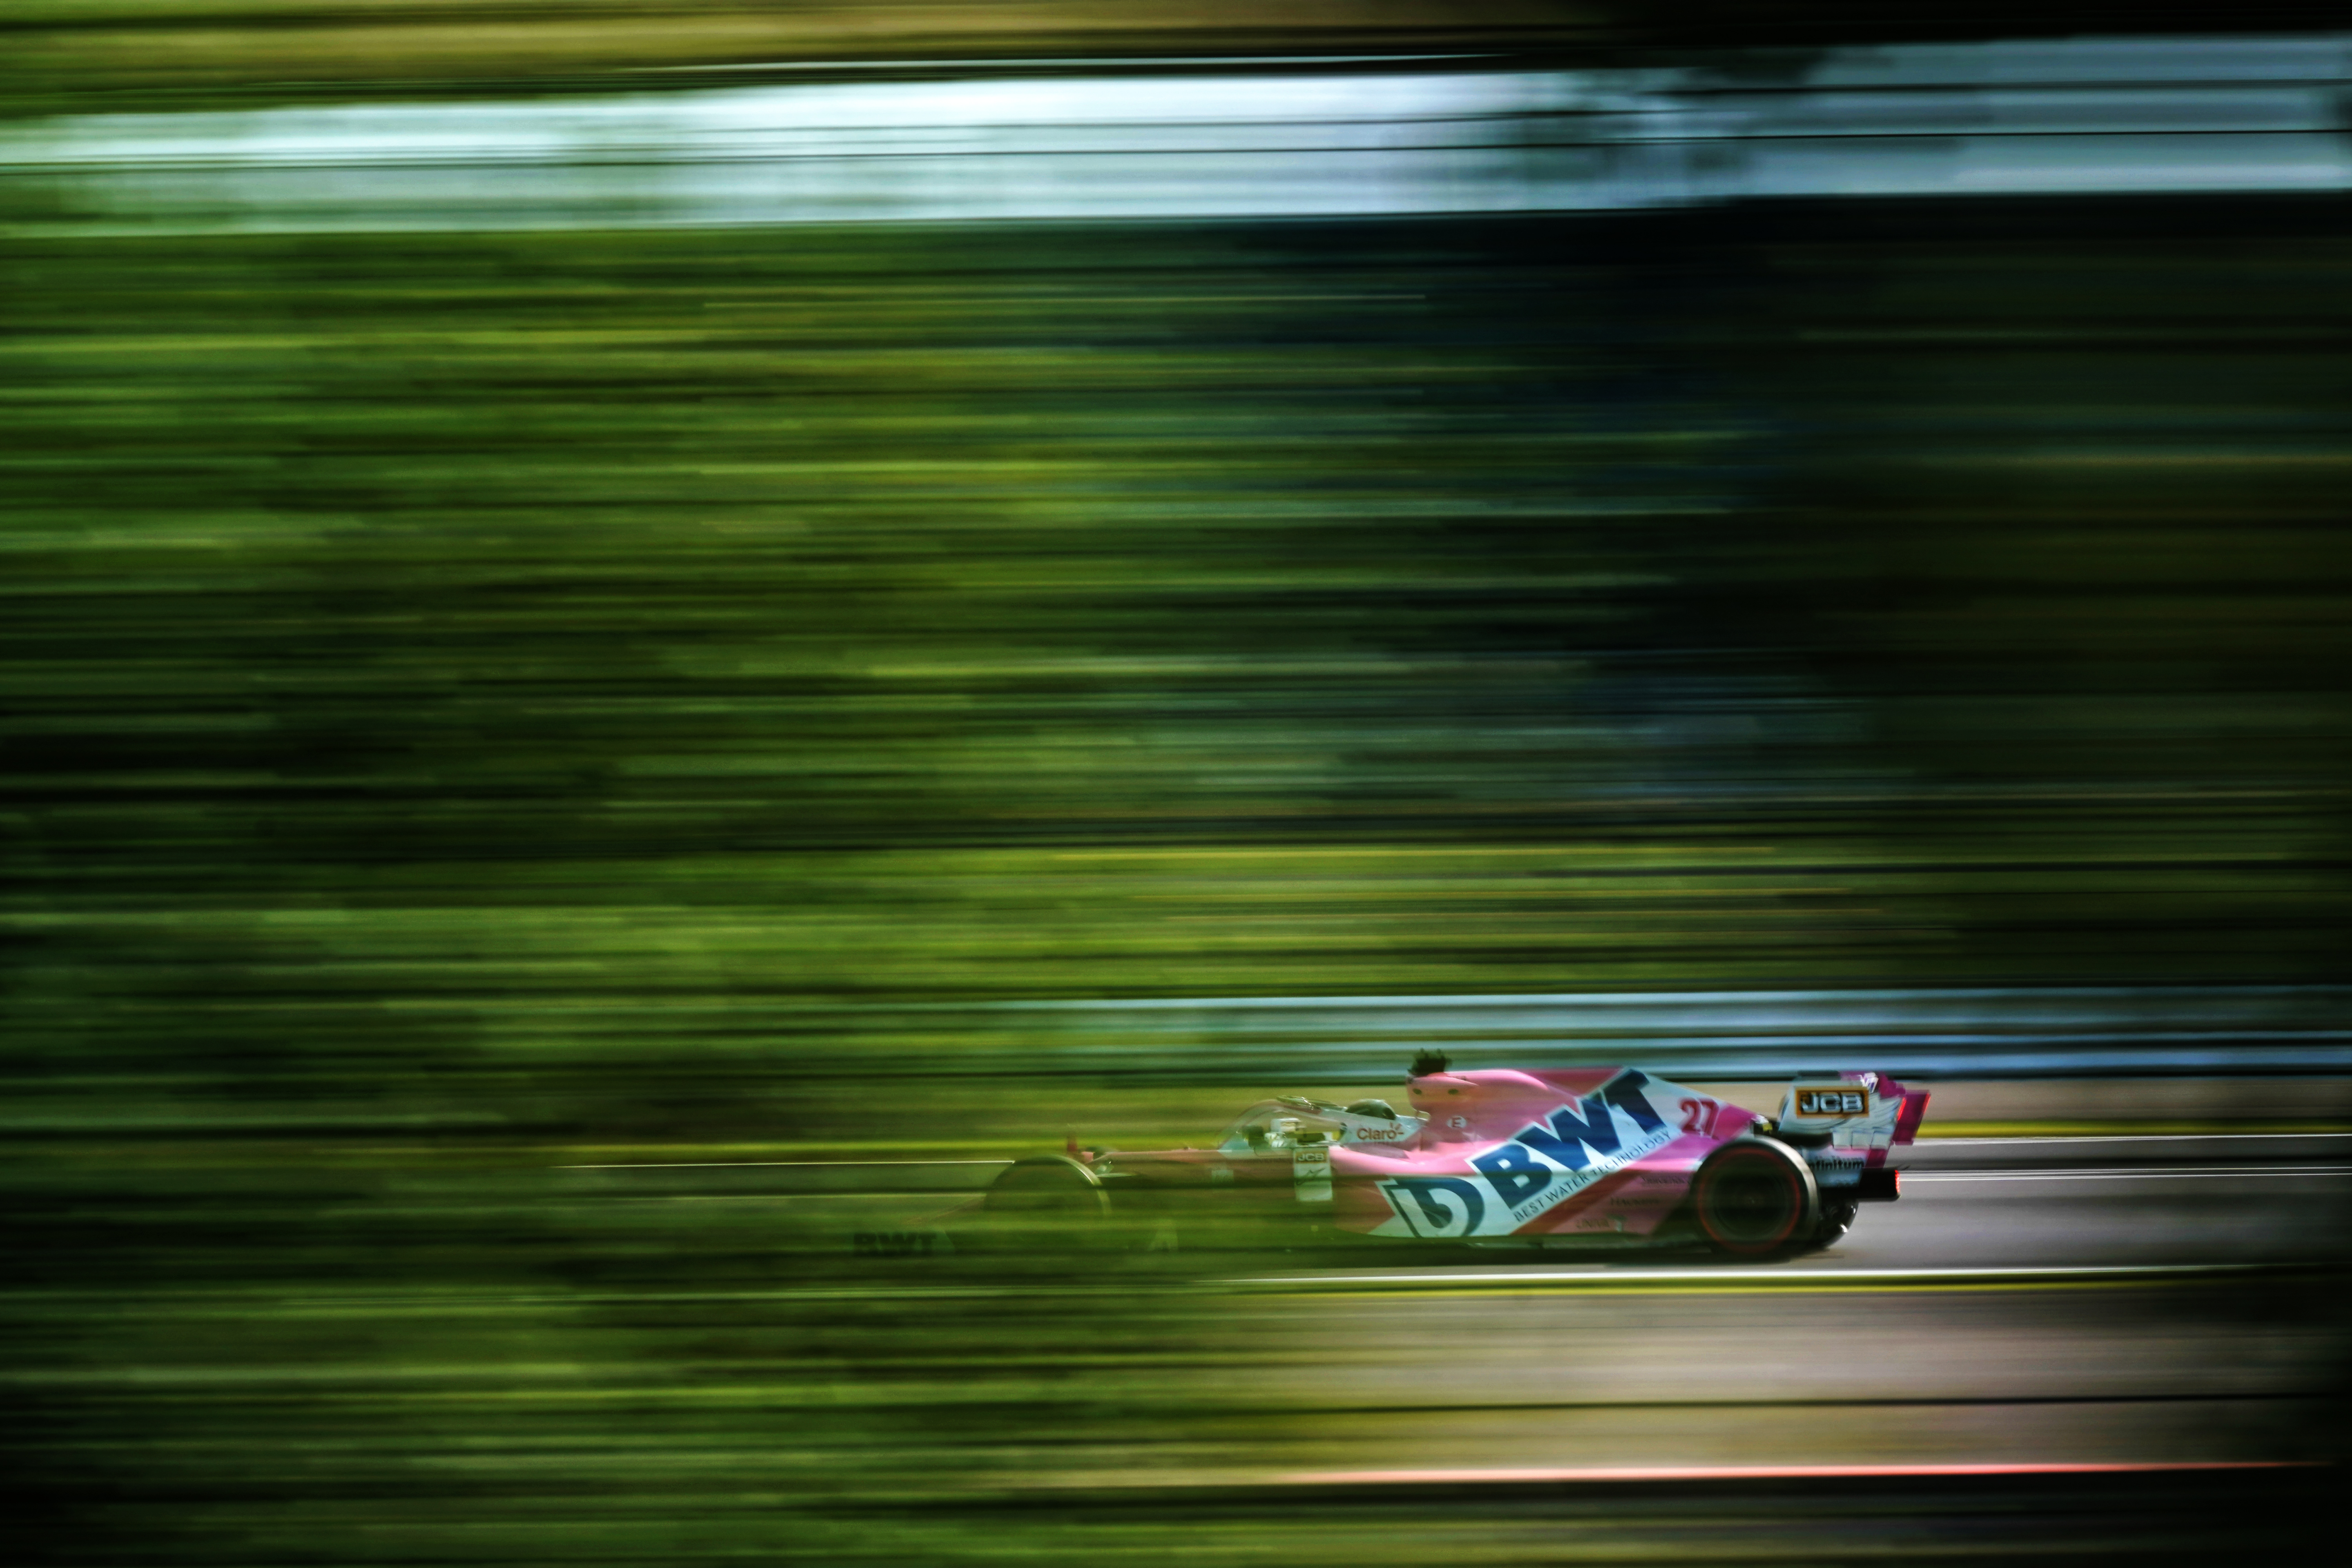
[1381,1176,1486,1237]
[1381,1072,1673,1238]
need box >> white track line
[568,1136,2352,1171]
[1272,1459,2313,1485]
[1929,1133,2352,1144]
[560,1158,1012,1170]
[1907,1166,2352,1181]
[1245,1263,2260,1286]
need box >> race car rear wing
[1775,1072,1929,1155]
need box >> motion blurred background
[5,4,2350,1563]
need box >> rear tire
[1691,1139,1818,1257]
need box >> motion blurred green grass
[5,206,2350,1559]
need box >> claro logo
[1793,1085,1873,1118]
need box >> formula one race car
[979,1055,1928,1257]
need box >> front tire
[1691,1138,1819,1257]
[980,1155,1113,1252]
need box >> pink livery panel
[1332,1067,1760,1241]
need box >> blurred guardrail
[956,985,2352,1080]
[4,33,2348,233]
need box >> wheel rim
[1697,1147,1804,1251]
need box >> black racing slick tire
[980,1155,1113,1253]
[1691,1138,1820,1257]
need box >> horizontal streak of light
[1905,1166,2352,1180]
[1263,1460,2318,1486]
[561,1138,2352,1171]
[1242,1263,2270,1286]
[641,56,1500,73]
[11,33,2350,232]
[1927,1133,2352,1143]
[559,1158,1013,1169]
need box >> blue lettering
[1601,1071,1668,1133]
[1385,1176,1486,1236]
[1517,1099,1621,1170]
[1472,1142,1554,1206]
[1516,1071,1668,1170]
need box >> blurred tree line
[5,1,2348,114]
[3,188,2349,1563]
[4,204,2347,1137]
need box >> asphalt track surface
[598,1131,2352,1275]
[1191,1134,2352,1482]
[589,1132,2351,1479]
[1295,1132,2352,1276]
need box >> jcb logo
[1795,1086,1872,1118]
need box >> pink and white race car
[981,1054,1928,1256]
